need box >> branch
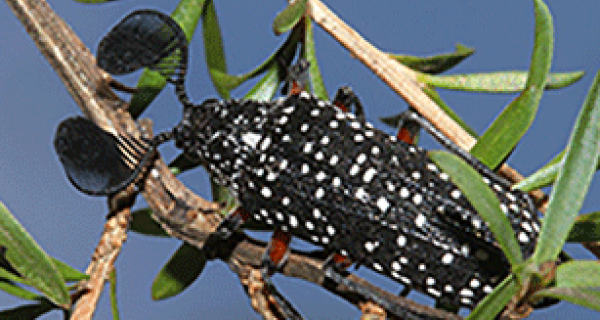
[6,0,460,318]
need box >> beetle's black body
[54,10,541,310]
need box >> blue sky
[1,0,600,319]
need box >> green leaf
[129,209,170,237]
[208,25,303,94]
[129,0,205,117]
[470,0,554,169]
[567,212,600,242]
[152,244,207,300]
[429,151,523,266]
[0,299,56,319]
[535,287,600,312]
[423,71,582,92]
[390,43,474,74]
[0,280,40,301]
[303,16,328,100]
[532,70,600,263]
[467,275,517,320]
[272,0,307,35]
[202,0,229,98]
[556,261,600,288]
[51,258,87,282]
[109,269,120,320]
[513,150,565,191]
[0,202,69,307]
[469,86,536,168]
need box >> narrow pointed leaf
[535,287,600,312]
[429,151,523,266]
[390,44,474,74]
[152,244,207,300]
[0,203,69,307]
[303,16,328,100]
[0,300,56,319]
[109,269,120,320]
[202,0,229,98]
[467,275,517,319]
[423,71,582,92]
[556,261,600,288]
[129,209,170,237]
[129,0,204,117]
[51,258,87,282]
[513,150,564,191]
[0,280,40,300]
[533,70,600,263]
[273,0,307,35]
[470,0,553,168]
[567,212,600,243]
[208,26,302,93]
[470,86,538,168]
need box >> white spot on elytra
[365,241,379,252]
[412,171,421,180]
[314,151,325,161]
[289,215,298,227]
[241,132,261,148]
[301,163,310,174]
[518,232,530,243]
[426,277,435,286]
[305,221,314,230]
[332,177,341,187]
[329,155,340,165]
[470,278,481,288]
[356,153,367,164]
[350,164,360,176]
[400,187,410,198]
[315,188,325,199]
[377,197,390,212]
[355,188,369,201]
[327,225,336,236]
[413,193,423,205]
[363,167,377,182]
[282,197,290,206]
[316,171,327,181]
[313,208,322,219]
[415,214,426,227]
[303,142,313,153]
[451,189,461,199]
[397,235,407,247]
[441,253,454,264]
[261,187,272,198]
[460,288,474,297]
